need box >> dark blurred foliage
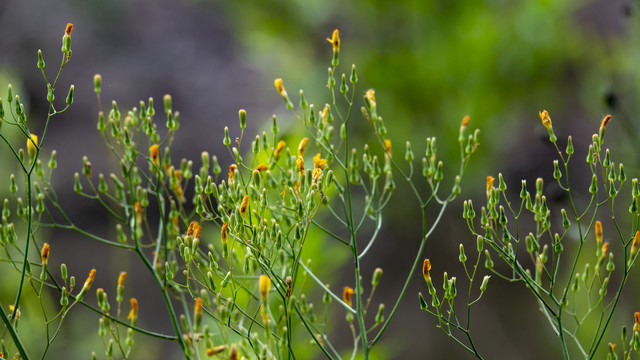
[1,0,639,358]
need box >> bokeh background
[0,0,639,358]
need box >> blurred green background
[0,0,639,358]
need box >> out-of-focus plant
[0,25,478,359]
[421,111,640,359]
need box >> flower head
[255,163,268,172]
[313,153,327,170]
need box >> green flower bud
[239,109,247,130]
[66,85,74,105]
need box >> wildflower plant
[0,25,479,359]
[421,110,640,358]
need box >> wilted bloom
[240,195,250,217]
[274,78,287,97]
[595,221,603,248]
[296,156,305,176]
[422,259,431,284]
[539,110,552,130]
[228,164,237,183]
[343,286,355,307]
[600,114,611,133]
[206,345,228,356]
[326,29,340,51]
[461,115,470,128]
[229,344,239,360]
[41,243,50,266]
[118,272,127,287]
[128,298,138,324]
[634,312,640,332]
[255,163,268,172]
[601,242,609,258]
[84,269,96,290]
[298,137,309,157]
[366,89,376,108]
[384,140,392,154]
[149,144,160,166]
[65,23,73,36]
[221,223,228,245]
[259,275,271,302]
[631,231,640,258]
[187,221,199,237]
[274,140,286,158]
[27,134,38,158]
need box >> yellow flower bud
[259,275,271,302]
[27,134,38,158]
[240,195,250,217]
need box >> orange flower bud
[384,139,392,154]
[595,221,603,248]
[65,23,73,36]
[422,259,431,284]
[343,286,355,307]
[461,115,470,128]
[149,144,160,166]
[255,163,268,172]
[127,298,138,324]
[117,272,127,287]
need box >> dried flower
[65,23,73,36]
[187,221,199,237]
